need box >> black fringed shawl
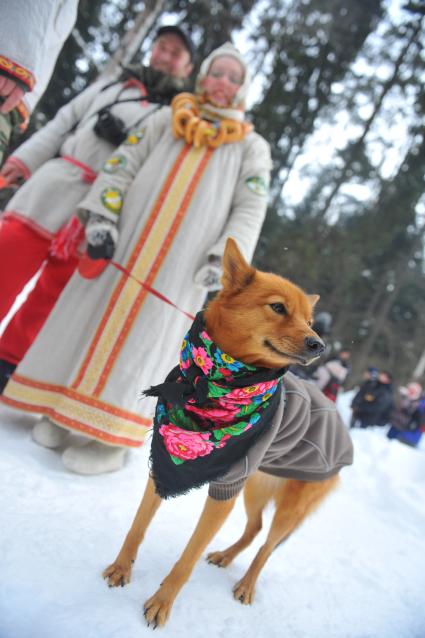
[145,312,286,499]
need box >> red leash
[110,260,196,321]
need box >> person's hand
[0,160,27,185]
[194,256,223,291]
[0,77,25,114]
[85,213,119,260]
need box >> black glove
[85,213,118,260]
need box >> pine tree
[250,0,383,202]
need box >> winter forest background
[12,0,425,386]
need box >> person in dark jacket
[350,370,395,428]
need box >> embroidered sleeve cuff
[208,477,246,501]
[0,56,35,91]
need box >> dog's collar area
[147,312,288,499]
[264,339,308,365]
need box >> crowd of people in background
[293,353,425,449]
[351,371,425,448]
[289,310,425,450]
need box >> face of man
[150,33,193,79]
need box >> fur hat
[195,42,250,108]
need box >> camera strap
[129,103,162,131]
[66,93,165,139]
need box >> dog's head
[204,238,325,369]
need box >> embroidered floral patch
[100,187,123,214]
[102,155,126,173]
[124,128,145,145]
[245,176,268,196]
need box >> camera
[93,108,127,146]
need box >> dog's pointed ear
[308,294,320,307]
[221,238,256,292]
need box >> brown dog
[103,238,352,627]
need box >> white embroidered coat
[6,79,162,234]
[1,0,78,110]
[3,106,272,448]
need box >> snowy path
[0,394,424,638]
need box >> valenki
[146,312,287,498]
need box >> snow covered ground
[0,391,424,638]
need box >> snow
[1,392,424,638]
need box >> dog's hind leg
[207,471,278,568]
[143,494,237,628]
[233,475,340,605]
[103,476,162,587]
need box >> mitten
[85,213,119,260]
[193,255,223,292]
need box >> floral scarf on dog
[145,312,286,499]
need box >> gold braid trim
[0,55,35,90]
[171,93,253,149]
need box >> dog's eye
[307,320,312,327]
[270,303,287,315]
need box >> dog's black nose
[304,336,325,355]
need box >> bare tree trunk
[353,272,405,376]
[101,0,168,79]
[72,27,101,72]
[412,348,425,379]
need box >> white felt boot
[61,440,126,475]
[32,417,69,449]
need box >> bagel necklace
[171,93,253,149]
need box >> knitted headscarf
[171,44,253,146]
[145,312,287,499]
[195,42,250,122]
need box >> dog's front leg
[103,476,162,587]
[143,494,237,628]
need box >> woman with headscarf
[2,43,272,475]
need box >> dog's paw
[206,549,234,567]
[102,560,133,587]
[143,589,174,628]
[233,578,255,605]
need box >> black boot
[0,359,16,393]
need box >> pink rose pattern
[160,425,214,461]
[185,403,240,423]
[192,346,214,375]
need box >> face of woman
[201,56,245,107]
